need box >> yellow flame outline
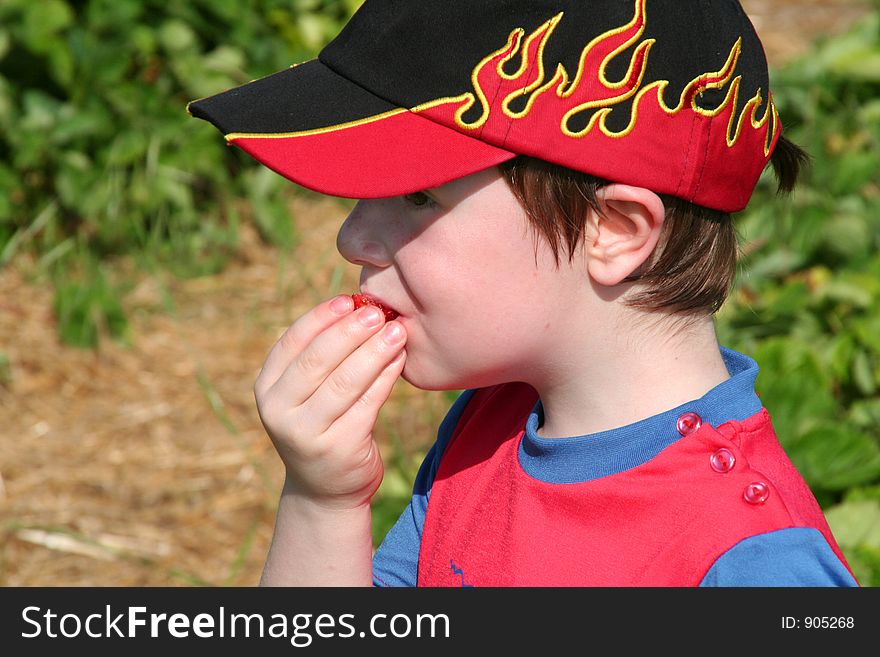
[218,0,777,157]
[413,0,778,151]
[501,13,563,120]
[565,0,648,95]
[584,38,743,140]
[585,38,778,155]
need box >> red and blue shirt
[372,347,858,587]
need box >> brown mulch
[0,1,872,586]
[0,196,450,586]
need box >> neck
[530,314,730,439]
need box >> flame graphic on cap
[412,0,779,210]
[433,1,655,136]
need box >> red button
[676,412,702,436]
[743,481,770,505]
[710,448,736,473]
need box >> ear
[586,184,666,287]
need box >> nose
[336,199,392,268]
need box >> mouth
[351,292,400,321]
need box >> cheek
[400,270,549,390]
[394,180,561,387]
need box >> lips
[351,292,400,321]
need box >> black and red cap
[188,0,780,213]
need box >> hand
[254,295,407,510]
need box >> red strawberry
[351,293,399,321]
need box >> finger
[300,321,407,434]
[326,348,407,440]
[255,295,354,394]
[269,303,388,408]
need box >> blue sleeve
[372,389,477,587]
[699,527,859,587]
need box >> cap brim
[188,59,516,198]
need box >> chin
[399,358,510,393]
[397,358,456,392]
[399,367,451,392]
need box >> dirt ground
[0,0,872,586]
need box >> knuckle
[354,389,377,412]
[326,368,355,398]
[297,345,325,374]
[253,374,268,400]
[255,391,283,425]
[279,325,300,352]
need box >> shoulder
[700,527,859,587]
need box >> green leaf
[203,46,246,76]
[857,99,880,125]
[245,168,297,249]
[829,153,880,197]
[848,398,880,429]
[47,40,76,87]
[786,423,880,491]
[21,0,74,54]
[20,89,61,132]
[830,334,857,384]
[824,500,880,549]
[50,108,108,146]
[106,131,149,167]
[819,213,874,262]
[159,20,197,53]
[814,11,880,81]
[852,350,877,396]
[0,29,10,62]
[854,314,880,354]
[743,249,804,280]
[0,74,13,128]
[753,338,837,440]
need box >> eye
[402,192,436,209]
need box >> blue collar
[519,346,762,484]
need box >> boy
[188,0,858,586]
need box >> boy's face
[336,167,590,391]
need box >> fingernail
[330,295,353,315]
[382,322,405,344]
[359,306,383,327]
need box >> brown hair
[499,135,808,316]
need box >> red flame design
[412,0,779,211]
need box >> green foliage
[371,453,422,548]
[52,247,131,348]
[716,8,880,585]
[0,0,362,343]
[0,351,11,387]
[2,0,878,585]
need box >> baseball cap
[188,0,781,212]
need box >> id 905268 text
[781,616,855,630]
